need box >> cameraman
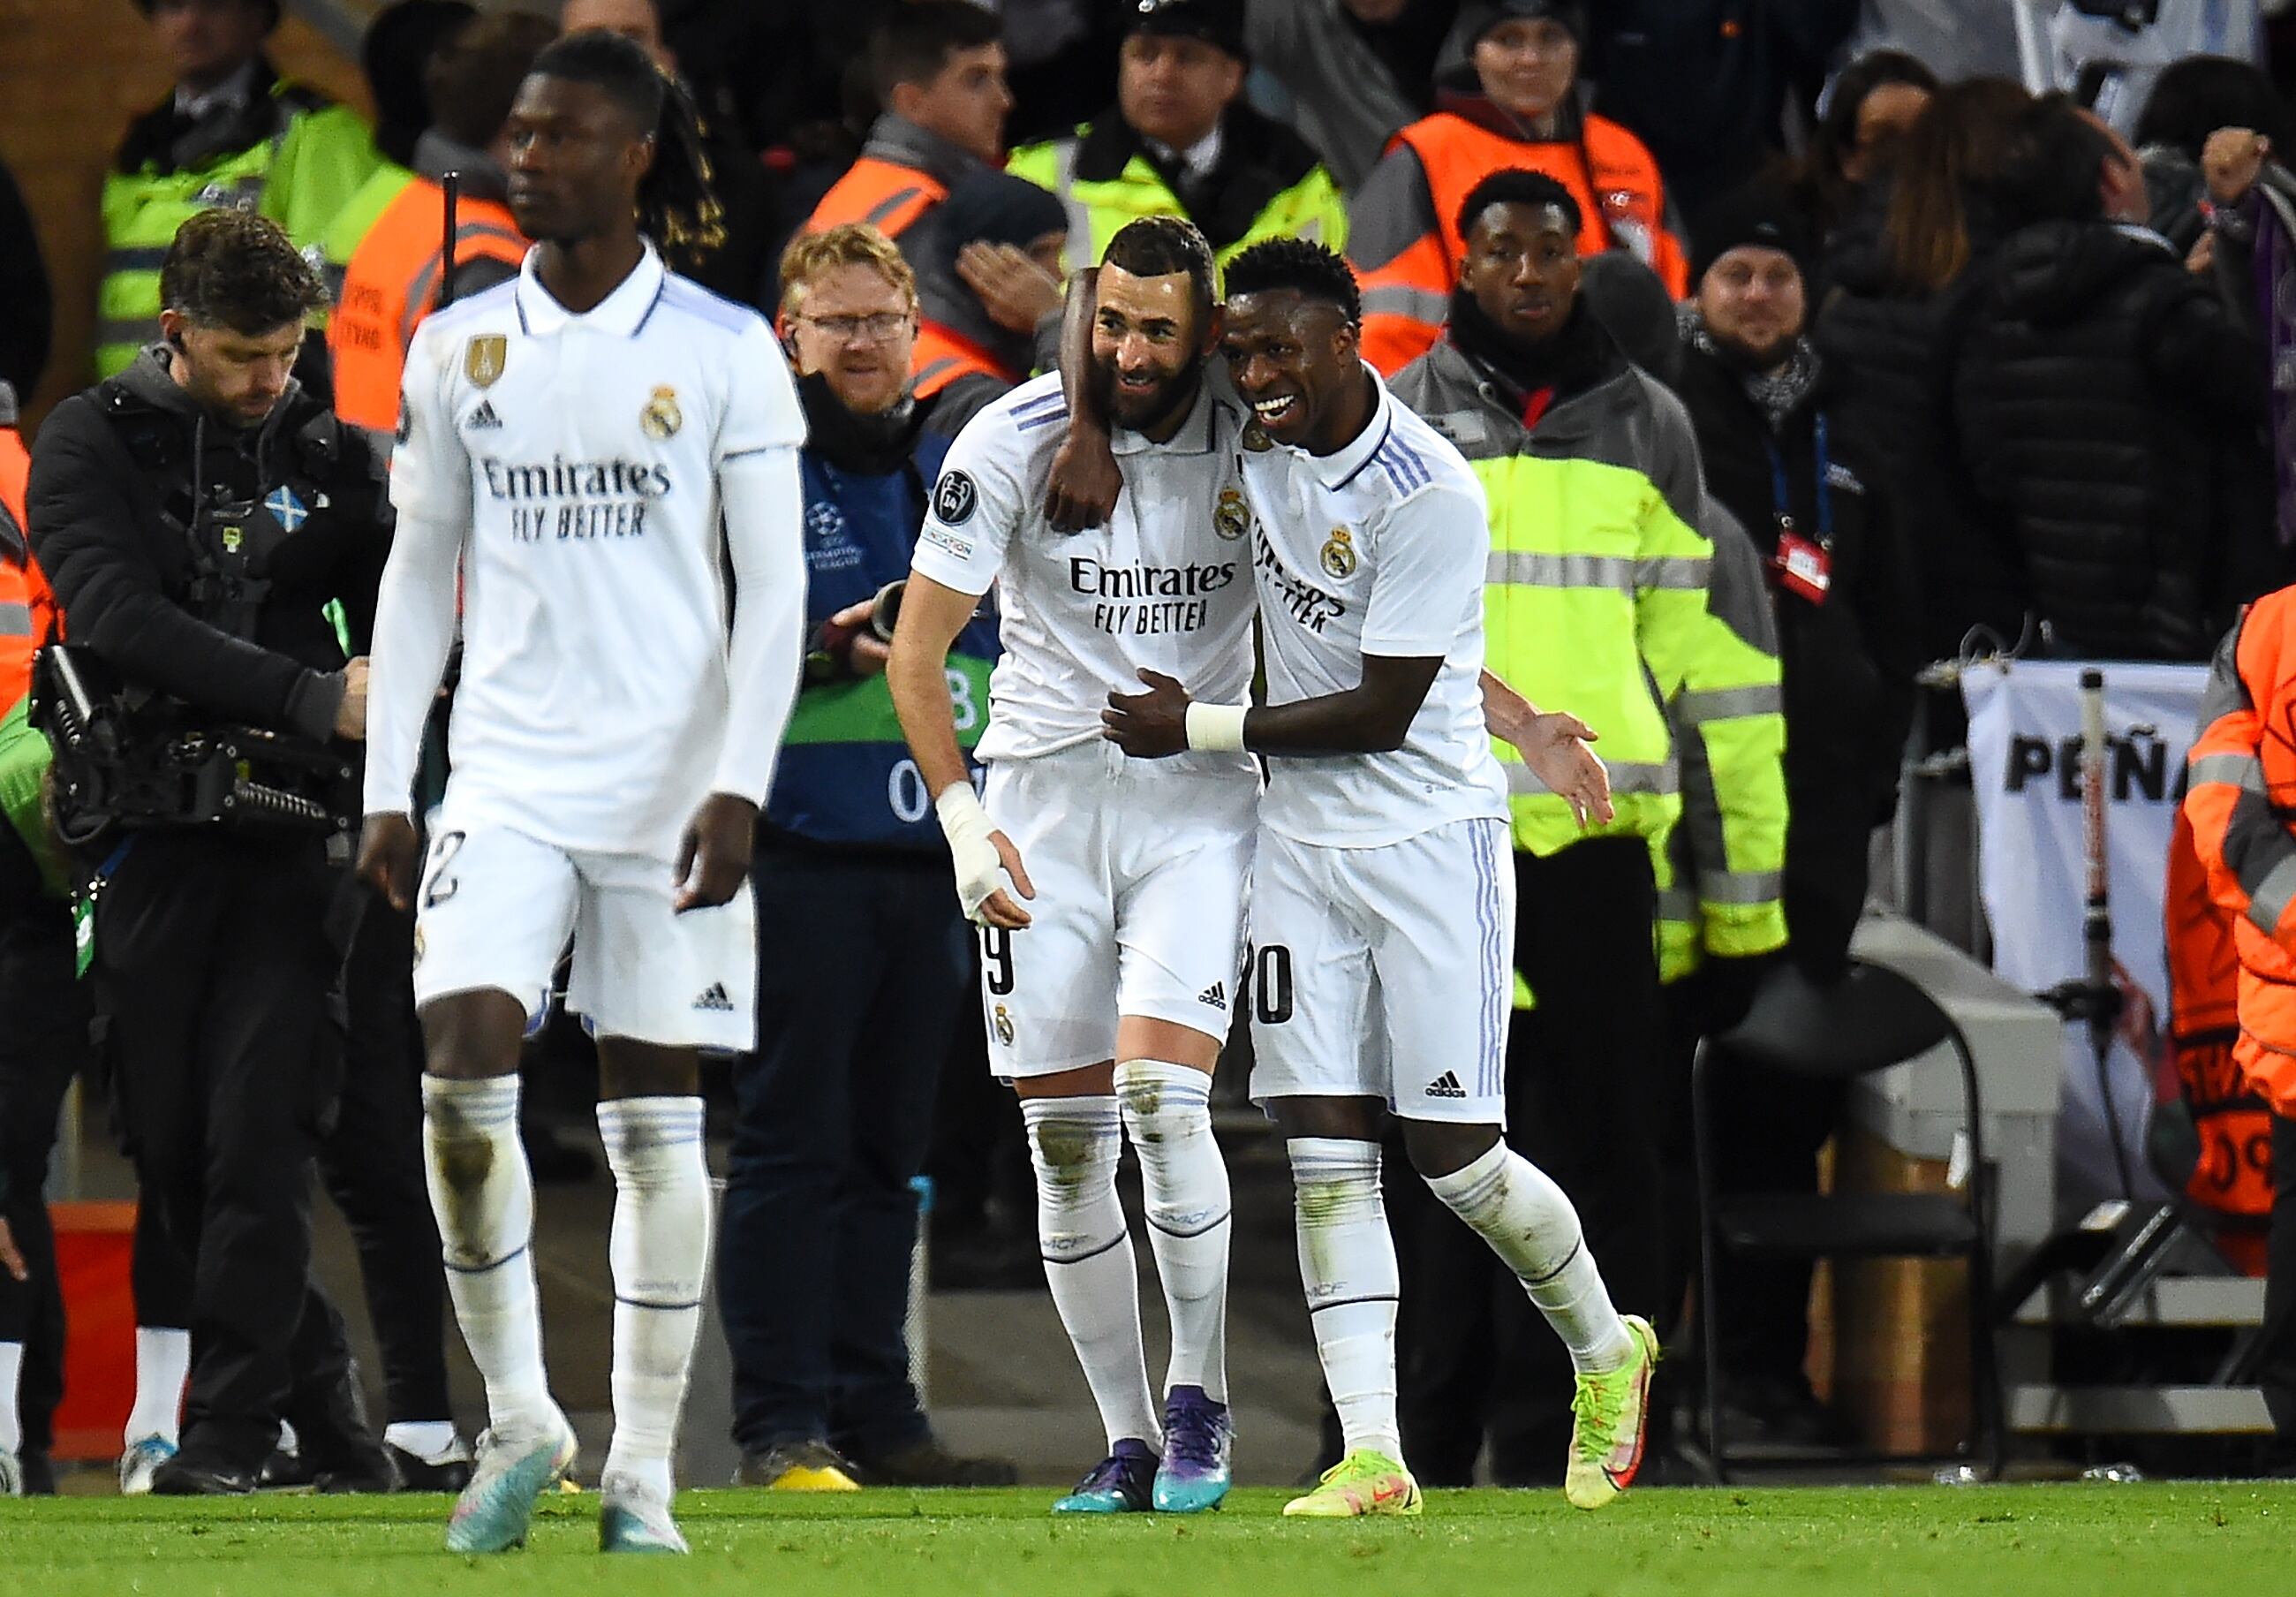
[27,209,391,1495]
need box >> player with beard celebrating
[357,31,807,1555]
[887,217,1254,1516]
[1099,238,1657,1517]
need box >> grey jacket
[1244,0,1423,192]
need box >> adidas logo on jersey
[466,399,503,429]
[1197,981,1227,1009]
[1424,1071,1467,1100]
[692,983,734,1012]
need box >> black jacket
[1675,337,1919,973]
[27,351,391,743]
[1947,219,2275,662]
[1069,102,1329,254]
[1813,194,2025,665]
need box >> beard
[1711,327,1798,375]
[1097,354,1201,434]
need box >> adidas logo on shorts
[467,399,504,429]
[1197,981,1227,1009]
[692,982,734,1012]
[1424,1071,1467,1100]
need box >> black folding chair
[1694,957,2005,1481]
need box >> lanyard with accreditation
[1764,412,1832,604]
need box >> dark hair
[1804,49,1938,222]
[1880,76,2033,293]
[1456,168,1582,244]
[530,29,724,257]
[362,0,478,168]
[1222,238,1361,326]
[1994,93,2119,224]
[2134,54,2290,159]
[870,0,1002,104]
[1102,216,1217,322]
[427,11,557,151]
[159,208,324,334]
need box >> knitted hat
[1459,0,1587,49]
[1689,181,1816,291]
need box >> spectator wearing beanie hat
[1007,0,1348,273]
[1667,178,1919,1450]
[1348,0,1688,376]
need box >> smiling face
[1220,289,1360,451]
[1459,199,1582,346]
[1471,17,1577,126]
[1696,245,1805,371]
[1091,263,1210,435]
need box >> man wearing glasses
[715,223,1016,1493]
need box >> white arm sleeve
[711,444,807,805]
[361,507,462,817]
[363,322,468,817]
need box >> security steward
[101,0,380,378]
[27,209,393,1495]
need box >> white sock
[1287,1138,1402,1460]
[1425,1142,1633,1374]
[422,1073,555,1434]
[597,1096,710,1503]
[1114,1060,1232,1404]
[125,1326,189,1447]
[0,1341,21,1454]
[1023,1094,1160,1451]
[382,1420,462,1462]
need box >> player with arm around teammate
[887,217,1256,1516]
[353,31,807,1555]
[1098,239,1658,1517]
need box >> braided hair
[529,29,725,260]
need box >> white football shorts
[1246,815,1514,1124]
[410,812,757,1051]
[977,740,1256,1077]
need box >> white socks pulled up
[1426,1142,1633,1374]
[1287,1138,1402,1460]
[1114,1060,1231,1404]
[596,1096,711,1502]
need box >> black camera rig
[30,645,354,847]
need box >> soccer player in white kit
[1100,240,1659,1518]
[887,219,1254,1515]
[354,34,807,1555]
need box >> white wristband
[1184,701,1249,753]
[934,783,1008,921]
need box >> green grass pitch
[4,1484,2289,1596]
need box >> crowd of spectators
[4,0,2296,1492]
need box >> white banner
[1962,659,2211,1207]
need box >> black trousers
[0,824,84,1459]
[720,846,970,1458]
[1394,836,1666,1486]
[319,897,451,1426]
[94,830,358,1468]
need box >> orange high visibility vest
[911,318,1020,400]
[1,426,57,715]
[329,178,526,434]
[1356,110,1688,375]
[2185,587,2296,1131]
[804,156,946,243]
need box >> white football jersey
[380,246,805,858]
[1238,367,1508,848]
[910,373,1257,770]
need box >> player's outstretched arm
[1481,669,1612,829]
[1104,654,1440,759]
[355,504,463,911]
[888,574,1034,928]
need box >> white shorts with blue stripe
[1244,815,1514,1125]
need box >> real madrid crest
[642,385,684,441]
[1319,526,1357,579]
[993,1003,1016,1047]
[1213,487,1249,542]
[464,334,507,389]
[1242,421,1273,452]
